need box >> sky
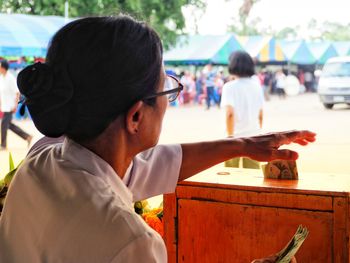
[183,0,350,37]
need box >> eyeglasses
[143,75,183,103]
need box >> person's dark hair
[228,51,255,77]
[17,15,163,142]
[0,60,9,71]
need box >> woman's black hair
[17,15,163,142]
[228,51,255,77]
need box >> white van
[318,56,350,109]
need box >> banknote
[276,225,309,263]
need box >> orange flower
[143,213,164,237]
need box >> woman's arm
[179,130,316,182]
[179,138,240,181]
[225,105,234,136]
[259,109,263,129]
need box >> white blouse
[220,77,264,137]
[0,137,182,262]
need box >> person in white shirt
[0,16,315,263]
[275,69,287,99]
[0,60,32,150]
[221,51,264,169]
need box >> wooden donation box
[163,167,350,263]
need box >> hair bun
[17,63,74,137]
[17,62,54,100]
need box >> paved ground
[1,92,349,183]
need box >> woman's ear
[125,101,144,134]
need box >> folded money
[262,160,298,180]
[276,225,309,263]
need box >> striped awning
[0,13,71,57]
[307,41,339,64]
[279,40,316,65]
[238,36,286,63]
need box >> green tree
[227,0,261,35]
[275,27,298,39]
[322,21,350,41]
[306,18,322,40]
[303,19,350,41]
[0,0,206,49]
[238,0,260,34]
[229,17,261,35]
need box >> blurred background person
[195,72,205,105]
[262,70,272,101]
[304,70,314,92]
[214,71,224,105]
[0,60,32,150]
[221,51,264,169]
[275,69,287,99]
[180,70,195,105]
[204,63,219,109]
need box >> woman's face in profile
[141,67,168,148]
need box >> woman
[0,16,315,262]
[221,51,264,169]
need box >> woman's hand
[238,130,316,162]
[251,255,297,263]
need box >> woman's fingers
[293,139,309,146]
[251,254,278,263]
[251,254,296,263]
[285,130,316,143]
[275,130,316,147]
[298,130,316,142]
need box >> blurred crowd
[3,57,321,110]
[166,64,320,107]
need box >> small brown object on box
[262,160,298,180]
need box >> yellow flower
[134,200,164,237]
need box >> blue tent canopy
[333,41,350,56]
[163,34,242,65]
[0,13,70,57]
[279,40,316,64]
[307,41,339,64]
